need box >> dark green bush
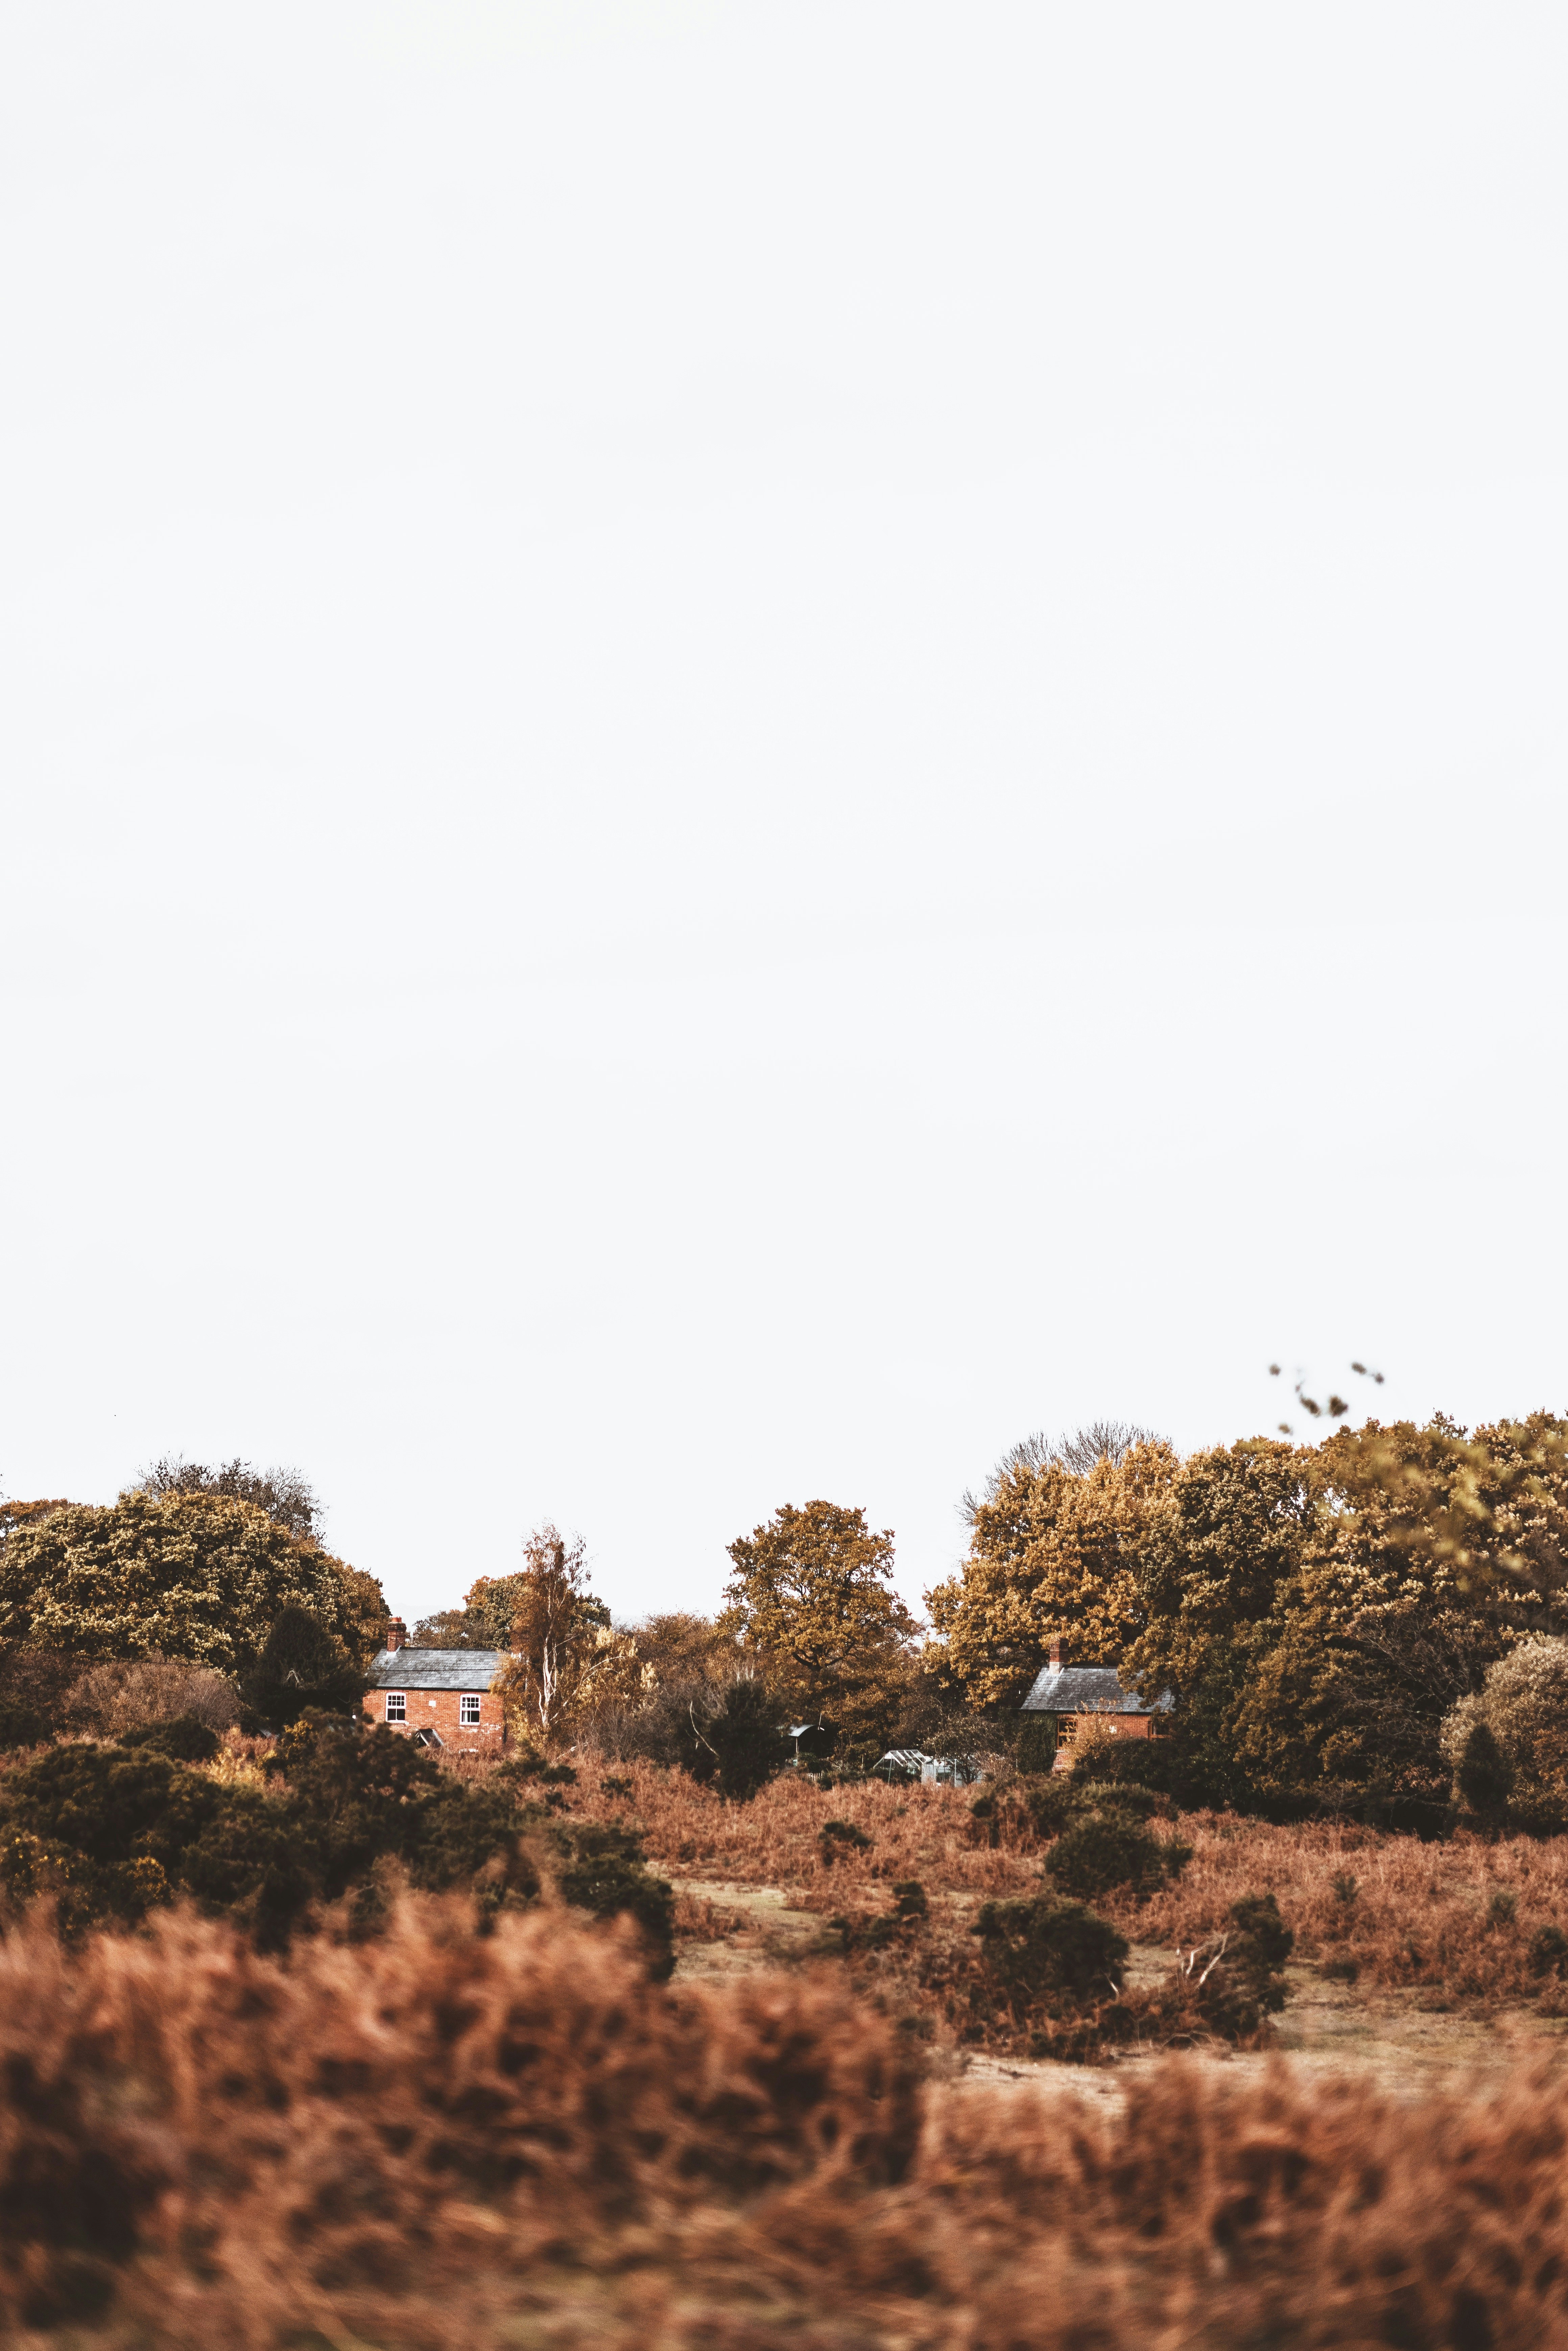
[891,1880,928,1919]
[1013,1714,1058,1774]
[1531,1924,1568,1978]
[501,1754,579,1786]
[1457,1720,1514,1817]
[0,1699,48,1752]
[1071,1780,1164,1820]
[974,1773,1077,1849]
[551,1821,674,1979]
[119,1715,220,1763]
[687,1679,791,1803]
[240,1605,365,1731]
[1186,1892,1296,2037]
[971,1895,1129,2012]
[1047,1806,1191,1901]
[819,1819,874,1861]
[0,1711,666,1964]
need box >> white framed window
[460,1694,481,1727]
[385,1692,406,1722]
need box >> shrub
[0,1712,668,1962]
[118,1714,220,1763]
[688,1677,791,1802]
[819,1818,874,1861]
[65,1655,240,1739]
[1047,1804,1192,1901]
[1071,1779,1165,1820]
[971,1893,1129,2011]
[1531,1924,1568,1978]
[1012,1712,1057,1773]
[239,1604,364,1729]
[1456,1719,1514,1818]
[1442,1639,1568,1832]
[0,1699,47,1751]
[1167,1891,1296,2039]
[551,1821,676,1979]
[972,1772,1076,1848]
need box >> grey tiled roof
[1020,1663,1172,1715]
[364,1647,510,1691]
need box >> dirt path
[670,1878,1568,2109]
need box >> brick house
[1020,1636,1172,1770]
[363,1619,511,1752]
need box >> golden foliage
[925,1439,1180,1708]
[0,1490,372,1673]
[720,1500,919,1737]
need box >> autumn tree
[959,1421,1163,1521]
[927,1439,1180,1711]
[0,1490,378,1674]
[719,1501,919,1742]
[125,1459,387,1665]
[133,1457,323,1542]
[495,1525,642,1749]
[1122,1416,1568,1812]
[629,1612,738,1685]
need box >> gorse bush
[1047,1802,1192,1901]
[970,1893,1129,2009]
[117,1714,220,1763]
[0,1713,673,1963]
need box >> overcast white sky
[4,1,1566,1630]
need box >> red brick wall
[364,1685,507,1751]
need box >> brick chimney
[385,1618,407,1653]
[1049,1635,1067,1672]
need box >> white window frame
[385,1692,407,1723]
[459,1694,481,1727]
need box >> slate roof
[1020,1663,1172,1715]
[364,1647,511,1692]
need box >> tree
[1122,1419,1565,1813]
[960,1422,1164,1522]
[1115,1438,1324,1807]
[240,1605,366,1729]
[125,1461,388,1665]
[1441,1637,1568,1832]
[720,1501,919,1742]
[132,1457,323,1543]
[678,1675,789,1802]
[417,1565,612,1653]
[927,1441,1180,1711]
[629,1611,737,1685]
[0,1491,374,1674]
[495,1525,640,1748]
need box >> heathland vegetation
[5,1417,1568,2344]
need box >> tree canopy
[0,1491,381,1675]
[929,1411,1568,1816]
[720,1500,919,1740]
[927,1439,1181,1710]
[494,1525,642,1748]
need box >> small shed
[362,1619,510,1752]
[1019,1637,1171,1769]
